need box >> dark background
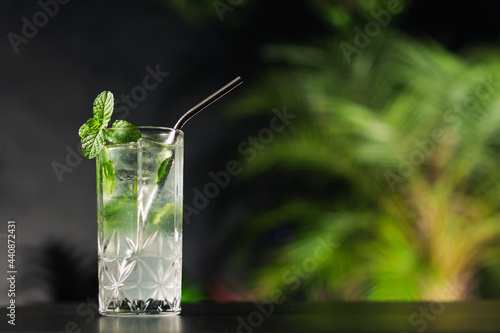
[1,0,500,305]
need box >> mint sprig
[79,91,114,159]
[79,91,140,159]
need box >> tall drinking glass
[97,127,183,316]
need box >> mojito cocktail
[81,81,241,316]
[97,127,183,316]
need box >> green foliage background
[226,34,500,300]
[162,0,500,301]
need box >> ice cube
[116,169,136,181]
[137,138,173,175]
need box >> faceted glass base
[99,298,181,316]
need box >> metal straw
[144,76,243,221]
[166,76,243,145]
[174,76,243,130]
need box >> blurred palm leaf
[225,32,500,301]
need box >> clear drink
[97,127,183,316]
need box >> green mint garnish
[107,120,141,144]
[79,91,141,159]
[79,91,114,159]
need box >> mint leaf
[112,120,135,128]
[82,128,105,159]
[78,123,90,138]
[151,202,175,225]
[79,118,100,137]
[107,120,141,144]
[103,198,137,234]
[156,156,172,185]
[80,91,115,159]
[93,91,114,126]
[102,148,115,193]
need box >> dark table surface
[2,300,500,332]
